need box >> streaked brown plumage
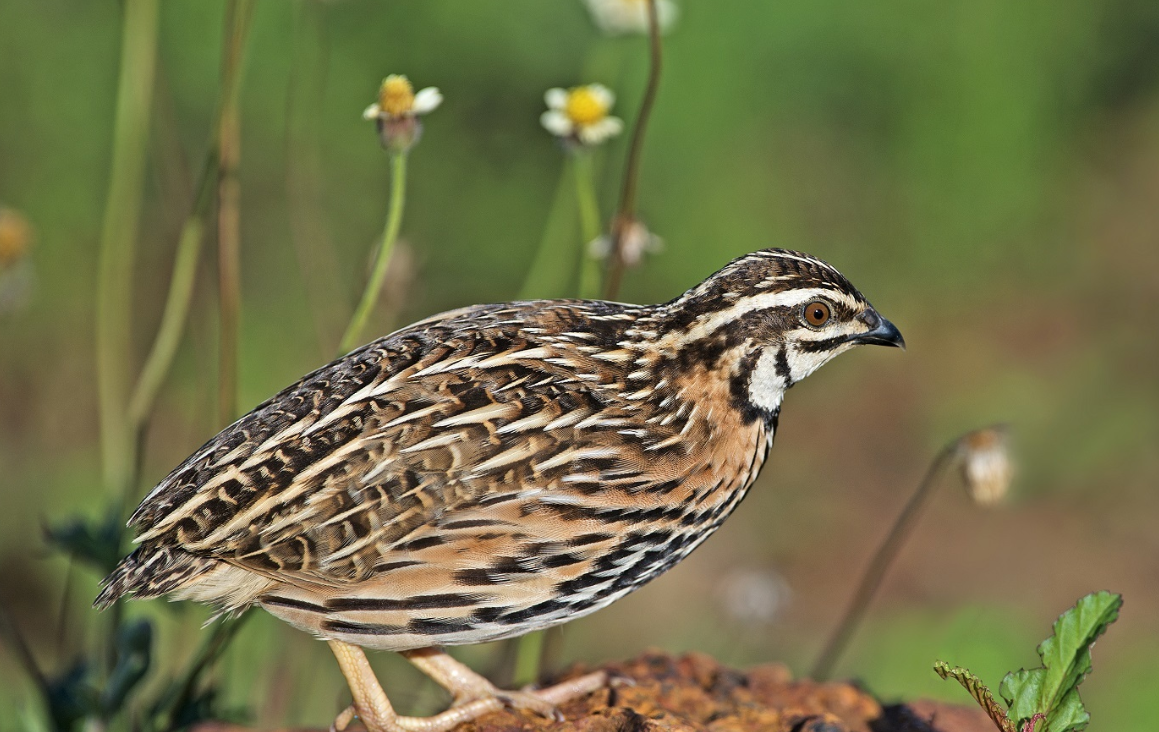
[97,249,903,732]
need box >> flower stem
[155,611,251,728]
[0,604,50,719]
[130,1,255,702]
[603,0,662,300]
[121,0,251,505]
[95,0,159,498]
[573,151,603,299]
[216,0,257,426]
[340,151,408,354]
[811,437,963,681]
[512,630,547,688]
[92,0,159,676]
[127,156,216,435]
[518,160,577,300]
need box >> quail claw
[606,671,637,688]
[495,688,563,720]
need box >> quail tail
[95,546,217,609]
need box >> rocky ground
[192,651,996,732]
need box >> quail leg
[329,640,505,732]
[402,647,560,718]
[402,647,610,720]
[329,640,608,732]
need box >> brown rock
[877,700,998,732]
[193,651,996,732]
[467,651,944,732]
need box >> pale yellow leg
[534,669,613,705]
[329,640,508,732]
[402,647,559,718]
[328,639,396,732]
[329,640,608,732]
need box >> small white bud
[958,427,1013,506]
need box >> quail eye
[803,300,832,328]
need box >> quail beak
[852,310,905,349]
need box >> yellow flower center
[565,87,609,127]
[379,75,416,118]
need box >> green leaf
[43,510,123,575]
[999,591,1122,732]
[933,661,1017,732]
[98,619,152,717]
[45,661,98,731]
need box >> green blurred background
[2,0,1158,728]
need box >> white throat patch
[747,348,788,415]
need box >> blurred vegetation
[1,0,1157,729]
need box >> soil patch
[193,651,996,732]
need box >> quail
[97,248,904,732]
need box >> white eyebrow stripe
[658,288,839,350]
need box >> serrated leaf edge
[934,660,1018,732]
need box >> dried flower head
[958,426,1013,506]
[582,0,678,36]
[590,218,663,267]
[363,75,442,152]
[0,207,31,272]
[541,84,624,147]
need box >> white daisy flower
[540,84,624,146]
[581,0,678,36]
[363,75,442,152]
[362,75,442,121]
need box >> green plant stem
[340,151,408,354]
[157,612,250,726]
[152,56,195,225]
[134,0,251,437]
[512,630,546,688]
[128,158,216,434]
[603,0,662,300]
[0,604,52,722]
[217,134,241,426]
[129,4,254,713]
[92,0,159,679]
[518,161,576,300]
[95,0,159,498]
[519,43,625,303]
[573,151,603,299]
[216,0,256,426]
[811,439,960,681]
